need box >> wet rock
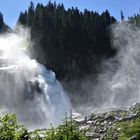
[72,112,86,125]
[79,125,90,131]
[23,135,29,140]
[73,103,140,139]
[85,131,97,137]
[105,115,115,122]
[130,135,137,140]
[117,127,121,131]
[33,103,140,139]
[74,117,85,123]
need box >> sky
[0,0,140,28]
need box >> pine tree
[120,10,125,22]
[18,11,28,26]
[17,1,117,80]
[27,1,34,27]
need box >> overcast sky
[0,0,140,28]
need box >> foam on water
[0,29,70,130]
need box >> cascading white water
[73,23,140,113]
[1,22,140,129]
[0,28,71,130]
[91,23,140,110]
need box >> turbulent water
[0,29,70,130]
[87,23,140,111]
[70,23,140,113]
[97,23,140,108]
[1,23,140,129]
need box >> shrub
[0,114,28,140]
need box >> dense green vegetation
[117,117,140,139]
[0,114,27,140]
[1,111,140,140]
[0,12,10,33]
[104,117,140,140]
[31,120,87,140]
[104,110,140,140]
[128,11,140,26]
[17,1,117,81]
[1,2,140,140]
[0,113,87,140]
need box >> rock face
[30,103,140,139]
[73,103,140,139]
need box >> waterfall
[0,29,71,130]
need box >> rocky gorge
[29,103,140,140]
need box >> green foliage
[17,1,117,81]
[117,117,140,139]
[29,115,88,140]
[128,10,140,26]
[120,11,124,20]
[103,126,118,140]
[104,113,140,140]
[0,114,28,140]
[0,12,10,33]
[46,119,87,140]
[0,113,87,140]
[1,112,140,140]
